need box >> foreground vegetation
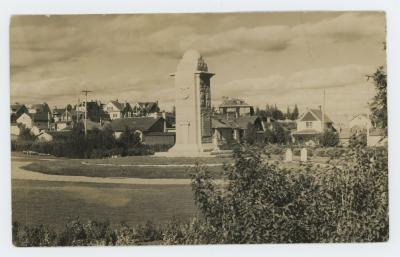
[13,144,388,245]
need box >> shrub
[349,131,367,148]
[189,145,388,243]
[319,131,339,147]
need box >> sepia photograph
[9,11,388,246]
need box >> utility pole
[81,89,92,136]
[322,88,326,131]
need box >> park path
[11,158,198,185]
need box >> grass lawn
[12,179,197,230]
[21,156,230,179]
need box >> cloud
[213,64,376,110]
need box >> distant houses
[104,100,133,120]
[10,97,387,149]
[132,101,160,117]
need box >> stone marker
[285,148,293,162]
[300,148,307,162]
[167,50,215,156]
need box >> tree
[245,123,258,145]
[272,124,289,144]
[291,104,299,120]
[367,66,387,130]
[285,106,291,120]
[117,127,142,156]
[349,131,367,148]
[66,104,73,111]
[319,131,339,147]
[18,124,35,141]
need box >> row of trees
[255,104,299,121]
[12,123,152,158]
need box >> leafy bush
[187,145,388,243]
[349,131,367,148]
[319,131,339,147]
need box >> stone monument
[285,148,293,162]
[167,50,215,156]
[301,148,308,162]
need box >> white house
[37,132,53,142]
[292,108,335,143]
[16,113,33,129]
[104,101,133,120]
[349,114,371,131]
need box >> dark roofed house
[10,103,28,123]
[212,115,263,145]
[132,101,160,117]
[109,116,167,141]
[218,97,254,118]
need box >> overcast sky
[10,12,386,123]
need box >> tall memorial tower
[168,50,215,156]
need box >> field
[12,179,197,231]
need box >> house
[10,103,28,123]
[292,108,335,143]
[218,97,254,118]
[77,101,108,122]
[211,115,263,144]
[37,132,53,142]
[349,114,371,132]
[367,128,387,147]
[132,101,160,117]
[109,116,168,140]
[16,113,34,129]
[104,100,133,120]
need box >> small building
[218,97,254,118]
[109,117,168,140]
[292,108,335,143]
[367,128,387,147]
[212,115,263,144]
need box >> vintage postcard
[10,12,388,246]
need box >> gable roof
[109,101,125,111]
[109,117,163,132]
[11,103,26,113]
[350,113,368,121]
[300,109,333,123]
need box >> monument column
[167,50,215,156]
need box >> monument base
[155,143,215,157]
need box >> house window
[306,122,312,128]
